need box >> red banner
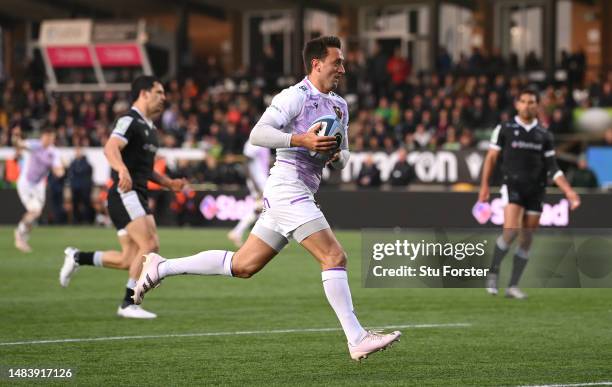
[95,44,142,67]
[47,46,93,68]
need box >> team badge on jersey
[333,106,343,120]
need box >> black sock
[121,288,135,308]
[509,255,528,287]
[75,251,94,266]
[489,244,509,274]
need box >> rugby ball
[308,115,343,161]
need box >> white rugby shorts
[251,177,329,250]
[17,178,46,213]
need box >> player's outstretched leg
[505,213,539,299]
[300,226,401,360]
[133,233,278,304]
[15,210,39,253]
[487,204,522,295]
[117,216,159,319]
[60,230,136,287]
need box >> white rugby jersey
[264,76,349,193]
[20,139,62,184]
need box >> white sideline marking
[0,322,470,347]
[519,383,612,387]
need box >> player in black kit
[479,88,580,299]
[60,76,186,318]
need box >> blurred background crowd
[1,0,612,225]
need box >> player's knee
[28,209,42,219]
[503,230,518,244]
[324,249,347,269]
[230,252,262,279]
[231,262,257,279]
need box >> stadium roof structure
[0,0,340,22]
[0,0,475,23]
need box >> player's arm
[479,125,503,202]
[249,88,336,152]
[51,151,65,178]
[150,171,187,192]
[104,136,132,192]
[544,133,580,210]
[106,116,139,192]
[11,135,30,152]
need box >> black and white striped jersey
[109,107,159,192]
[489,116,561,187]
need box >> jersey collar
[131,106,154,129]
[514,115,538,132]
[304,76,327,97]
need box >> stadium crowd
[0,46,611,223]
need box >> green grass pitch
[0,226,611,386]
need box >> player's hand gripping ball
[308,115,343,161]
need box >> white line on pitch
[0,323,470,347]
[519,383,612,387]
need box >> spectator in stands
[442,126,461,151]
[47,171,67,225]
[367,43,389,98]
[436,46,453,75]
[459,129,475,149]
[413,124,431,149]
[357,154,382,188]
[468,47,485,72]
[2,148,21,187]
[0,47,604,189]
[524,51,542,70]
[260,45,282,90]
[567,154,599,188]
[548,108,569,134]
[598,82,612,107]
[389,148,416,187]
[68,146,93,224]
[386,46,410,91]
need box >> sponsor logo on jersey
[333,106,343,120]
[143,143,158,153]
[511,140,543,151]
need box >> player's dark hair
[302,36,342,74]
[41,127,55,135]
[130,75,161,103]
[518,87,539,103]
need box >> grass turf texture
[0,226,611,386]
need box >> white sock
[93,251,104,267]
[126,278,137,289]
[321,268,367,346]
[496,235,509,251]
[17,222,28,234]
[232,211,258,237]
[158,250,234,278]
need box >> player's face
[41,132,55,147]
[145,82,166,118]
[515,94,538,120]
[314,47,345,92]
